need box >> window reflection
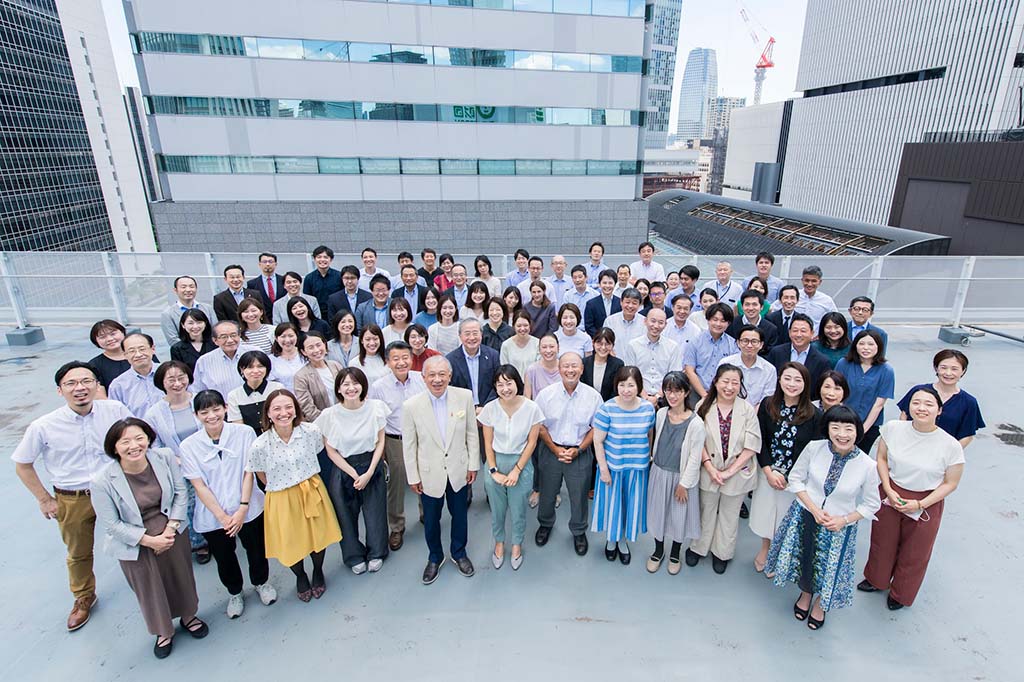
[303,40,348,61]
[513,51,552,70]
[349,43,393,62]
[256,37,303,59]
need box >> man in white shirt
[629,240,666,283]
[622,308,682,406]
[795,265,838,331]
[108,333,164,418]
[160,275,217,346]
[516,256,551,301]
[193,321,259,398]
[719,325,777,410]
[603,288,646,356]
[664,293,702,349]
[613,264,631,297]
[368,340,427,551]
[358,247,391,292]
[545,255,571,307]
[12,361,131,631]
[701,261,743,307]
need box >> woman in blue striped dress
[592,365,657,565]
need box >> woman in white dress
[500,310,539,379]
[427,293,460,355]
[350,325,389,385]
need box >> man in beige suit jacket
[402,355,478,584]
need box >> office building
[706,96,745,137]
[125,0,651,253]
[672,47,716,144]
[642,0,682,150]
[641,147,702,196]
[721,100,790,201]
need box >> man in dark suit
[766,312,831,399]
[728,289,778,355]
[584,269,621,336]
[247,252,286,320]
[391,264,427,317]
[354,274,393,333]
[213,264,261,324]
[848,296,889,352]
[765,284,800,338]
[326,265,371,322]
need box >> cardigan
[787,439,881,520]
[651,407,706,489]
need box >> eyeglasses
[61,378,97,389]
[738,339,762,346]
[215,332,240,340]
[850,306,873,313]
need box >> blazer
[755,401,823,475]
[293,360,342,422]
[765,343,832,399]
[327,288,372,322]
[401,386,480,497]
[390,284,427,310]
[765,309,793,337]
[89,447,188,561]
[651,408,706,489]
[247,273,287,319]
[354,299,389,333]
[581,354,626,402]
[446,345,500,406]
[727,315,779,355]
[849,321,889,352]
[697,397,762,496]
[213,287,262,325]
[584,295,621,337]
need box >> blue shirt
[565,286,598,310]
[835,359,895,423]
[545,276,572,307]
[683,330,739,391]
[303,268,343,316]
[372,304,388,329]
[791,346,810,364]
[593,399,656,471]
[765,274,785,302]
[401,287,420,316]
[413,311,437,328]
[107,366,163,418]
[585,262,607,287]
[451,285,468,309]
[462,348,480,404]
[506,270,530,288]
[896,384,985,441]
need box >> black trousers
[327,451,389,567]
[202,514,269,595]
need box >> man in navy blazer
[847,296,888,352]
[326,265,372,321]
[765,313,831,399]
[247,253,287,321]
[390,264,427,317]
[584,269,621,337]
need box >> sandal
[153,636,173,659]
[753,558,766,573]
[296,573,313,602]
[181,616,209,639]
[793,600,809,622]
[807,612,826,630]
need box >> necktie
[267,277,275,303]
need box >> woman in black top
[751,361,822,573]
[170,309,216,372]
[482,298,513,352]
[287,296,330,336]
[88,319,129,393]
[581,328,625,402]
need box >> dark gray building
[888,134,1024,255]
[648,189,950,256]
[0,0,114,251]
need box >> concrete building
[721,101,789,201]
[642,0,682,150]
[706,96,745,137]
[641,147,702,196]
[779,0,1024,225]
[124,0,651,252]
[672,47,717,144]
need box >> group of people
[13,243,985,656]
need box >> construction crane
[753,37,775,105]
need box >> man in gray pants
[532,352,603,557]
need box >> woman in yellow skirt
[246,389,341,602]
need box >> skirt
[591,466,648,542]
[264,475,343,567]
[120,530,199,637]
[749,469,796,540]
[645,463,700,543]
[766,501,859,612]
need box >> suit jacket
[581,354,625,402]
[293,361,342,422]
[727,315,779,356]
[446,345,500,406]
[698,398,761,496]
[765,309,794,338]
[401,387,479,497]
[89,447,188,561]
[766,343,831,399]
[390,285,427,314]
[354,298,390,333]
[247,274,286,318]
[213,287,261,325]
[584,295,621,337]
[327,288,372,323]
[849,321,889,352]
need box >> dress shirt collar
[428,390,448,407]
[242,378,269,396]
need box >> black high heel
[793,600,809,621]
[807,611,826,630]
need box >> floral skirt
[765,501,859,612]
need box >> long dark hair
[765,361,816,423]
[697,364,746,419]
[817,311,850,350]
[177,308,213,345]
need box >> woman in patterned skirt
[765,405,881,630]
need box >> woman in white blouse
[860,386,965,611]
[327,311,359,368]
[245,390,341,602]
[427,293,460,356]
[553,303,593,359]
[238,299,274,354]
[269,323,306,391]
[765,405,881,631]
[500,310,540,378]
[382,298,412,347]
[459,281,489,323]
[227,351,283,434]
[350,325,389,385]
[477,365,544,571]
[314,367,391,575]
[473,255,503,298]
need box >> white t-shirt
[555,328,593,358]
[476,398,545,455]
[880,420,965,492]
[315,399,391,457]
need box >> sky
[669,0,808,135]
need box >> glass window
[552,52,590,71]
[318,158,360,174]
[401,159,440,174]
[472,0,513,8]
[514,107,546,124]
[552,160,587,175]
[592,0,629,15]
[513,0,553,11]
[441,159,478,174]
[231,156,276,173]
[190,156,232,173]
[553,0,590,14]
[320,101,357,119]
[549,108,591,125]
[207,35,246,56]
[243,37,259,55]
[303,40,349,61]
[360,102,398,120]
[439,105,477,123]
[515,160,551,175]
[590,54,612,73]
[412,104,439,121]
[390,45,433,65]
[514,51,552,70]
[360,158,401,174]
[619,160,640,175]
[275,157,319,173]
[587,160,620,175]
[479,160,515,175]
[473,49,513,68]
[276,99,301,118]
[349,43,394,63]
[475,105,513,123]
[256,37,304,60]
[397,0,431,4]
[434,47,473,67]
[627,0,645,17]
[611,55,643,73]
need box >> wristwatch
[489,467,498,474]
[166,520,181,530]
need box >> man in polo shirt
[622,308,682,407]
[193,321,259,399]
[368,341,427,551]
[794,265,838,331]
[701,261,743,307]
[603,288,646,357]
[683,302,739,398]
[160,275,217,347]
[13,361,131,631]
[629,241,666,283]
[107,333,163,418]
[719,325,777,410]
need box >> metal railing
[0,251,1022,332]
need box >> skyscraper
[643,0,682,150]
[706,96,746,137]
[673,48,718,144]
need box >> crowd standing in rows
[13,244,985,655]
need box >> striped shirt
[241,324,274,354]
[593,399,656,471]
[193,344,260,399]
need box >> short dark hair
[620,287,642,302]
[299,331,329,355]
[55,361,98,386]
[818,311,851,350]
[474,255,493,277]
[704,302,735,323]
[388,297,413,324]
[613,365,644,395]
[849,295,875,311]
[755,252,775,265]
[617,264,631,274]
[312,245,334,259]
[737,324,765,343]
[907,385,944,410]
[236,350,272,376]
[362,247,378,257]
[120,332,154,351]
[329,311,356,341]
[589,241,605,253]
[648,281,666,294]
[598,268,617,283]
[817,370,850,403]
[570,264,587,277]
[789,312,814,333]
[593,327,616,346]
[670,291,693,308]
[680,265,700,280]
[340,264,359,279]
[487,296,508,320]
[103,417,157,459]
[173,275,197,288]
[258,252,277,263]
[439,252,455,266]
[400,263,418,275]
[385,340,413,360]
[334,367,368,401]
[739,289,765,305]
[802,265,823,279]
[932,349,969,374]
[260,389,304,432]
[154,360,193,392]
[638,241,654,252]
[271,322,301,356]
[779,284,800,299]
[283,271,303,284]
[89,319,125,347]
[528,256,544,266]
[369,274,391,291]
[405,323,429,343]
[421,248,436,258]
[223,264,244,277]
[845,329,886,365]
[661,370,691,396]
[358,324,387,363]
[558,302,582,325]
[822,404,864,443]
[513,248,530,261]
[493,364,525,395]
[511,309,533,330]
[699,287,719,301]
[178,308,213,344]
[193,389,226,412]
[397,251,413,262]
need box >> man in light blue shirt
[755,252,786,302]
[107,333,163,418]
[566,265,598,310]
[683,302,739,397]
[545,255,572,308]
[450,264,470,309]
[584,241,607,288]
[506,249,531,289]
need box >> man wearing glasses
[12,362,131,632]
[848,296,888,352]
[718,325,777,411]
[192,321,260,399]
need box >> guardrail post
[104,252,129,324]
[779,256,791,285]
[204,252,218,299]
[866,256,884,302]
[951,256,975,328]
[0,252,44,344]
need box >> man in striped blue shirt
[565,265,598,310]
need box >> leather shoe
[604,544,619,562]
[857,579,880,592]
[573,534,589,556]
[67,595,97,632]
[195,548,212,565]
[887,595,905,611]
[422,557,445,585]
[455,556,475,577]
[388,531,404,551]
[711,554,729,574]
[153,636,173,659]
[739,502,749,519]
[684,549,702,567]
[535,526,552,547]
[619,548,631,565]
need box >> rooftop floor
[1,324,1021,681]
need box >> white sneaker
[555,494,562,508]
[351,562,367,575]
[367,559,383,573]
[226,593,244,619]
[255,583,277,606]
